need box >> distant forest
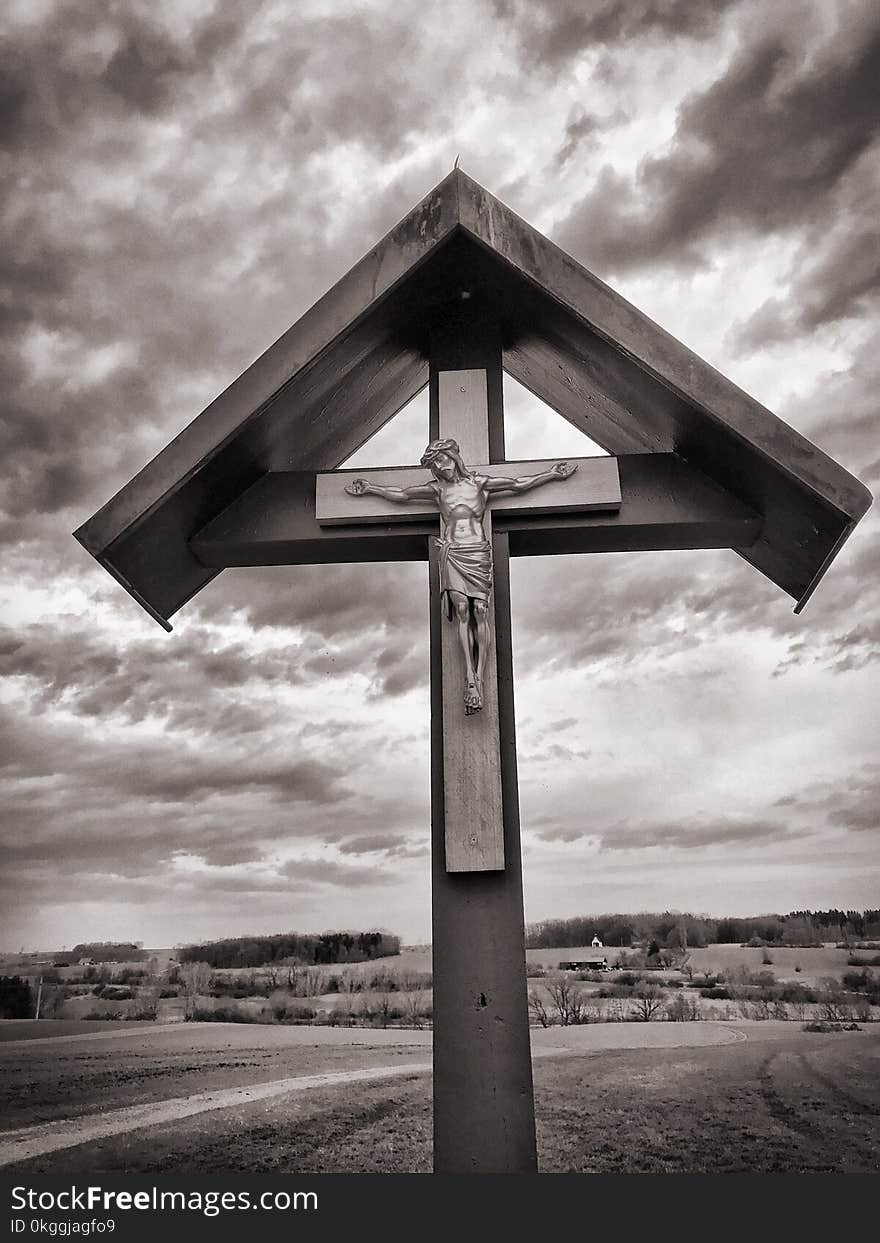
[525,910,880,949]
[178,931,401,969]
[65,942,148,963]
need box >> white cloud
[1,0,876,948]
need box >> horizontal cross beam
[190,454,762,568]
[315,456,622,524]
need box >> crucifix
[315,320,619,880]
[75,169,871,1178]
[342,442,578,716]
[313,310,623,1171]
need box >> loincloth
[435,538,492,620]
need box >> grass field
[1,1020,877,1174]
[317,942,860,984]
[7,942,870,1027]
[523,942,857,982]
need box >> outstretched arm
[344,478,437,503]
[485,461,578,496]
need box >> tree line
[525,910,880,949]
[57,942,148,964]
[177,930,401,969]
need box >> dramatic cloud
[731,151,880,349]
[776,763,880,835]
[1,0,877,947]
[495,0,738,67]
[535,816,790,849]
[597,817,791,851]
[555,11,880,273]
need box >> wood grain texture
[190,455,761,567]
[316,455,621,524]
[434,368,504,873]
[429,319,537,1173]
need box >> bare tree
[376,993,394,1028]
[853,998,873,1024]
[529,990,551,1028]
[403,989,431,1029]
[665,992,702,1022]
[820,998,853,1023]
[547,976,588,1025]
[629,989,665,1021]
[180,961,212,1020]
[303,967,328,997]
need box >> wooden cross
[316,369,621,873]
[189,310,763,1174]
[75,169,869,1179]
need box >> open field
[0,1020,876,1174]
[0,1022,433,1133]
[5,942,874,1028]
[0,1019,160,1042]
[524,942,860,983]
[227,941,863,983]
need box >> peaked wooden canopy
[75,168,871,628]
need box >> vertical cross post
[430,308,537,1173]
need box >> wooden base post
[429,306,537,1172]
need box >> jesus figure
[345,440,577,714]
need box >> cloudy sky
[2,0,878,951]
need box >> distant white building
[591,935,603,949]
[78,957,95,966]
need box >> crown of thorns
[420,439,471,477]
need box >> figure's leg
[472,599,490,712]
[449,591,480,713]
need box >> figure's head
[421,438,470,483]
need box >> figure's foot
[464,680,483,714]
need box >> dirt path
[530,1020,748,1052]
[0,1061,433,1167]
[0,1021,748,1167]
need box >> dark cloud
[278,857,395,888]
[338,834,406,856]
[0,619,429,890]
[1,1,876,949]
[369,642,427,698]
[780,763,880,835]
[534,825,584,843]
[599,816,789,851]
[534,814,788,849]
[553,107,602,168]
[0,4,458,553]
[787,336,880,481]
[732,152,880,350]
[0,596,428,728]
[210,563,427,640]
[509,487,880,681]
[120,752,347,806]
[510,547,754,675]
[0,5,244,151]
[555,16,880,272]
[523,741,591,765]
[495,0,737,68]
